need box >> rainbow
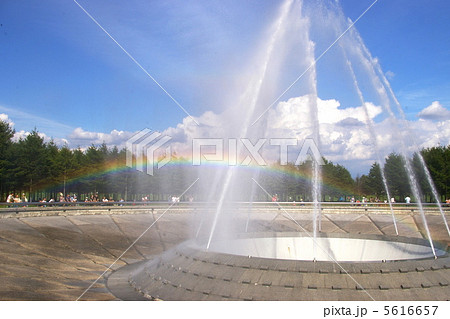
[30,156,442,237]
[40,155,354,198]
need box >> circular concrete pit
[109,233,449,301]
[0,205,448,300]
[205,233,446,262]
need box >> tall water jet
[298,3,322,255]
[347,25,437,257]
[415,153,450,236]
[330,5,397,233]
[342,56,398,234]
[372,58,450,237]
[206,0,295,249]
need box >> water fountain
[107,0,449,300]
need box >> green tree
[54,145,77,197]
[13,130,49,200]
[83,145,106,194]
[366,162,385,196]
[0,120,15,200]
[411,152,432,201]
[420,146,450,200]
[322,159,354,200]
[384,153,410,200]
[355,174,373,197]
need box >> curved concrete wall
[206,236,446,262]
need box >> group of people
[350,196,382,204]
[38,194,116,203]
[389,196,413,204]
[168,195,194,203]
[349,196,413,204]
[39,198,55,203]
[6,193,27,203]
[85,194,124,203]
[58,193,77,203]
[5,192,199,204]
[8,192,448,205]
[171,196,180,204]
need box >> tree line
[0,120,449,202]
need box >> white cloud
[12,130,29,142]
[67,127,134,149]
[409,118,450,149]
[12,129,69,146]
[263,96,450,174]
[265,96,384,162]
[268,96,382,128]
[4,96,449,176]
[132,96,383,173]
[154,96,450,175]
[417,101,450,121]
[0,113,14,126]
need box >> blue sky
[0,0,449,174]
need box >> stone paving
[0,206,448,300]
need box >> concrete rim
[107,232,449,300]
